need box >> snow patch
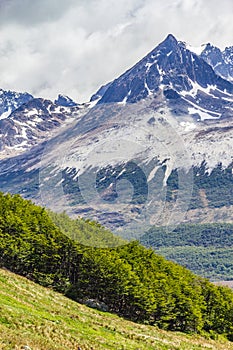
[148,166,159,182]
[188,107,220,121]
[180,83,217,98]
[118,90,131,105]
[145,62,153,72]
[26,108,38,117]
[144,81,153,96]
[185,43,206,55]
[0,109,12,119]
[179,121,197,132]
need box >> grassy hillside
[1,268,233,350]
[140,223,233,280]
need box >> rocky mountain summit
[0,88,33,118]
[0,91,87,158]
[201,43,233,82]
[93,34,233,121]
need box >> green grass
[0,269,233,350]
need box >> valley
[0,32,233,349]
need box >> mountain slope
[2,268,233,350]
[0,34,232,240]
[0,98,232,234]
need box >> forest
[0,192,233,340]
[140,223,233,280]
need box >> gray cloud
[0,0,77,26]
[0,0,232,102]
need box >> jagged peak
[224,46,233,53]
[164,33,178,43]
[156,34,179,51]
[147,33,179,58]
[54,94,77,107]
[202,43,221,52]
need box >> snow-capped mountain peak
[200,43,233,82]
[91,34,233,121]
[0,34,232,160]
[0,34,232,232]
[54,94,78,107]
[0,96,87,157]
[0,88,33,120]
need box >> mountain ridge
[0,33,232,236]
[201,43,233,82]
[0,33,232,159]
[93,34,233,122]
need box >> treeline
[1,192,233,339]
[140,223,233,280]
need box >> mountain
[0,88,33,118]
[0,95,87,158]
[54,94,78,107]
[0,34,232,241]
[93,34,233,121]
[201,43,233,82]
[0,99,232,237]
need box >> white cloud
[0,0,232,102]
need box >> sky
[0,0,232,103]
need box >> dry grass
[0,268,233,350]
